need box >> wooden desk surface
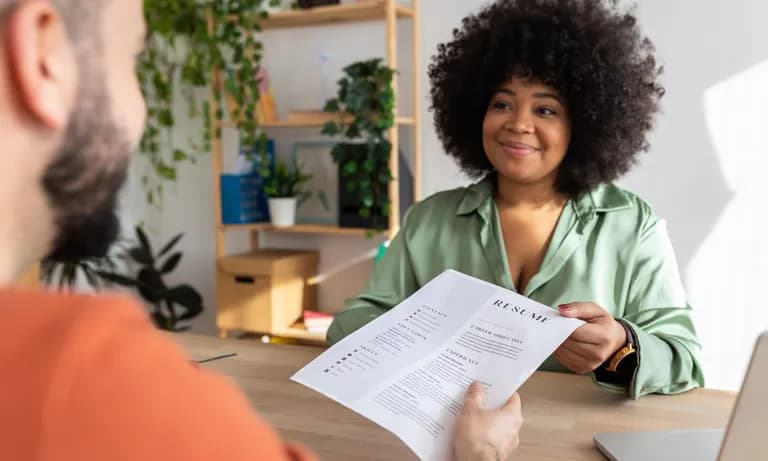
[175,334,736,461]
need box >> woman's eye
[492,101,511,110]
[537,107,557,116]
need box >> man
[0,1,522,460]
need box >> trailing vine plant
[138,0,278,205]
[322,58,396,229]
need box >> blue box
[220,140,275,224]
[220,174,270,224]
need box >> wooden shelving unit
[217,115,415,129]
[219,222,374,236]
[257,0,414,29]
[209,0,422,342]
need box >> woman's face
[482,77,572,189]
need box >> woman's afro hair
[428,0,665,196]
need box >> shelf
[220,222,382,236]
[217,115,414,129]
[255,1,414,30]
[273,321,328,344]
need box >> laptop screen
[719,333,768,460]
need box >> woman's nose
[502,110,535,134]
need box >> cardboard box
[216,249,318,334]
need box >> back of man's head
[1,0,100,37]
[0,0,146,285]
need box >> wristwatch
[603,320,637,373]
[603,320,637,374]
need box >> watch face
[607,345,636,372]
[619,349,639,372]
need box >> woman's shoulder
[403,180,490,225]
[591,183,663,235]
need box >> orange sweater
[0,289,316,461]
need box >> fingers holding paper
[453,381,523,461]
[555,302,626,374]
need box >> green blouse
[327,177,704,399]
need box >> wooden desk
[175,334,736,461]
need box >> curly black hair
[428,0,664,196]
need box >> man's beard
[42,61,132,263]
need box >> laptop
[594,332,768,461]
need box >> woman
[328,0,704,399]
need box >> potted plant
[41,239,131,291]
[42,227,205,332]
[263,160,312,227]
[99,227,205,332]
[322,58,395,230]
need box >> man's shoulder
[0,289,148,342]
[0,290,153,458]
[0,289,304,460]
[0,289,156,396]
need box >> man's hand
[453,382,523,461]
[555,302,627,374]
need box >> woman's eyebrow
[494,88,562,102]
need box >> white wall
[125,0,767,390]
[624,1,768,391]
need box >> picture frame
[292,141,339,225]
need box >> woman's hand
[555,302,627,374]
[453,382,523,461]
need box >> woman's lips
[500,141,539,157]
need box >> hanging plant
[322,58,395,229]
[137,0,279,206]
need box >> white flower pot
[268,197,297,227]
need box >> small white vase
[268,197,297,227]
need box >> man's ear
[6,0,77,130]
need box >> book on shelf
[303,310,334,334]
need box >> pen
[196,353,238,364]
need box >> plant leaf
[137,268,165,303]
[81,266,100,289]
[129,247,154,266]
[166,285,204,321]
[158,233,184,257]
[134,226,153,255]
[97,271,140,288]
[322,121,339,136]
[318,190,330,211]
[150,311,171,331]
[160,252,183,274]
[323,99,339,113]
